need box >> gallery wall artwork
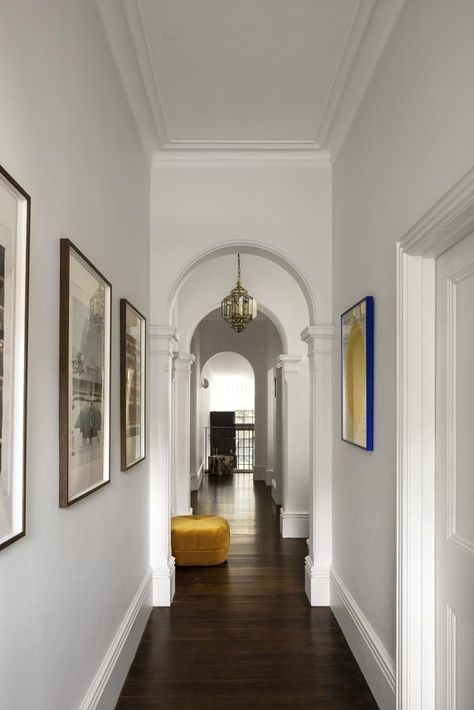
[120,299,146,471]
[341,296,374,450]
[59,240,111,507]
[0,166,30,550]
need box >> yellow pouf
[171,515,230,566]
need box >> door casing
[396,167,474,709]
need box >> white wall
[150,160,332,325]
[332,0,474,707]
[0,2,151,709]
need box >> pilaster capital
[149,324,178,355]
[276,354,303,375]
[301,325,334,354]
[149,324,179,341]
[173,352,196,374]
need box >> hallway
[117,475,377,709]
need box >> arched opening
[149,243,333,608]
[170,251,310,547]
[188,307,283,493]
[201,352,255,472]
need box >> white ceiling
[98,0,405,159]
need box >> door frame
[396,167,474,709]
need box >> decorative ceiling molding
[97,0,406,161]
[328,0,406,160]
[152,150,331,169]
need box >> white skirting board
[78,569,152,710]
[271,478,281,505]
[253,466,266,481]
[330,569,396,710]
[190,463,204,491]
[304,556,330,606]
[152,561,176,607]
[280,509,309,538]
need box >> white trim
[190,463,204,492]
[152,150,331,168]
[271,477,281,505]
[152,560,176,607]
[78,570,152,710]
[95,0,155,159]
[265,468,273,486]
[305,557,330,606]
[97,0,404,158]
[397,166,474,710]
[400,168,474,257]
[317,0,376,148]
[253,466,266,482]
[280,509,309,538]
[331,569,395,710]
[166,240,317,326]
[329,0,406,160]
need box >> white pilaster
[301,325,334,606]
[276,354,308,538]
[172,352,195,516]
[149,325,178,606]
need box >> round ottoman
[171,515,230,566]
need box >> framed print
[0,166,30,551]
[120,299,146,470]
[341,296,374,450]
[59,239,111,507]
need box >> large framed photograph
[0,166,30,550]
[59,240,111,507]
[341,296,374,451]
[120,299,146,471]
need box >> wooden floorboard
[116,474,378,709]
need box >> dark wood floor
[116,474,378,709]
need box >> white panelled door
[436,231,474,709]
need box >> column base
[305,556,330,606]
[152,559,176,606]
[190,464,204,491]
[280,509,309,538]
[265,468,273,486]
[174,508,193,516]
[253,466,266,481]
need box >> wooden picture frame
[59,239,112,507]
[120,299,146,471]
[341,296,374,450]
[0,166,30,551]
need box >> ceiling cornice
[97,0,406,161]
[151,150,331,169]
[327,0,406,160]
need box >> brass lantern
[221,254,257,333]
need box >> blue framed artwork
[341,296,374,450]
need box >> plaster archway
[190,312,283,492]
[149,243,334,609]
[167,240,317,326]
[200,352,256,471]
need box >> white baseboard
[79,569,152,710]
[253,466,266,481]
[190,463,204,491]
[330,569,396,710]
[265,468,273,486]
[305,556,330,606]
[280,509,309,538]
[152,559,176,607]
[271,477,281,505]
[174,507,193,516]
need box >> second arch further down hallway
[117,475,377,709]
